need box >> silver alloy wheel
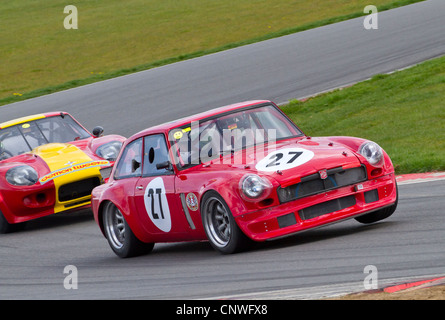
[103,203,125,250]
[203,196,231,248]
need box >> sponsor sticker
[39,160,110,184]
[173,131,183,140]
[185,193,199,211]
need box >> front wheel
[102,202,154,258]
[201,191,252,254]
[355,185,398,224]
[0,209,25,234]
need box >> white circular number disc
[144,177,172,232]
[255,147,314,172]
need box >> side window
[114,138,143,179]
[143,134,172,177]
[0,126,31,157]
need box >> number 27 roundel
[255,147,314,172]
[143,177,172,232]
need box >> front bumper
[236,173,397,241]
[1,172,103,224]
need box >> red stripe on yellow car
[32,143,108,213]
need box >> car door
[111,136,144,213]
[133,134,189,239]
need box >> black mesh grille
[364,189,379,203]
[58,177,101,202]
[277,213,297,228]
[277,166,367,203]
[299,195,356,220]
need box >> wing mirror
[92,126,104,138]
[156,161,173,171]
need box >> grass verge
[1,0,424,106]
[281,55,445,174]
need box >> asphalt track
[1,0,445,299]
[0,179,443,300]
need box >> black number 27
[266,151,303,167]
[147,188,165,219]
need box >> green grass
[281,55,445,174]
[1,0,424,105]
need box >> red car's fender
[92,179,136,236]
[0,155,57,223]
[326,136,395,177]
[175,166,280,224]
[88,134,126,154]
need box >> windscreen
[168,104,303,169]
[0,115,91,159]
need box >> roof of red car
[130,100,272,140]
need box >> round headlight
[6,165,39,186]
[240,174,272,200]
[96,141,123,161]
[359,141,384,166]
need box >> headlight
[359,141,384,166]
[6,165,39,186]
[239,174,272,201]
[96,141,123,161]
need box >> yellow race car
[0,112,125,233]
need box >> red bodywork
[0,112,126,227]
[92,101,398,245]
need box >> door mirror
[92,126,104,137]
[156,161,172,171]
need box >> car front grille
[299,195,357,220]
[277,165,367,203]
[58,177,101,202]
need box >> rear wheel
[102,202,154,258]
[201,191,252,254]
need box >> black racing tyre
[201,191,252,254]
[0,209,13,234]
[0,209,25,234]
[355,184,398,224]
[102,202,154,258]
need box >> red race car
[92,100,398,257]
[0,112,126,233]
